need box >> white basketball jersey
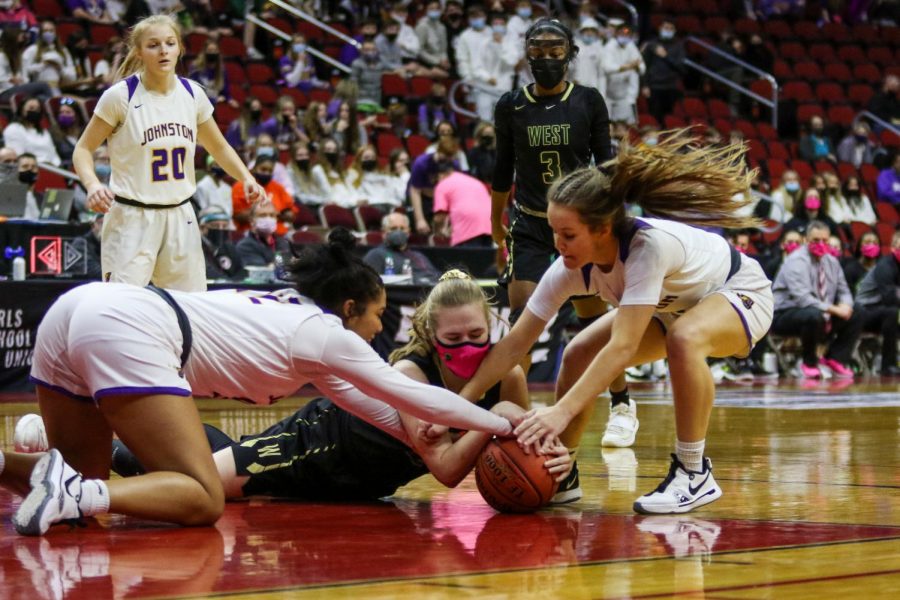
[94,74,214,205]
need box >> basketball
[475,437,559,513]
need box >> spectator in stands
[844,230,881,292]
[339,18,378,66]
[415,0,451,78]
[798,115,837,163]
[467,121,496,184]
[811,172,828,198]
[771,220,862,379]
[311,136,356,208]
[15,151,40,219]
[195,157,233,215]
[387,2,421,64]
[23,20,76,96]
[822,171,848,223]
[837,121,879,168]
[867,74,900,129]
[877,152,900,205]
[603,22,644,124]
[348,143,405,213]
[93,35,125,87]
[247,133,294,197]
[280,33,329,92]
[442,0,466,76]
[302,101,329,146]
[388,146,411,191]
[180,0,233,38]
[329,99,370,159]
[418,82,456,139]
[81,213,103,278]
[432,161,493,247]
[61,29,101,96]
[0,145,16,182]
[842,174,877,225]
[261,95,309,152]
[225,96,267,151]
[770,169,802,221]
[784,188,840,236]
[506,0,535,87]
[50,97,83,168]
[0,27,51,104]
[189,40,232,106]
[707,34,745,111]
[409,135,459,234]
[744,33,774,75]
[69,0,116,25]
[425,119,469,171]
[453,4,492,82]
[198,206,245,281]
[641,20,685,128]
[233,153,295,236]
[351,40,392,112]
[572,18,606,97]
[236,199,291,267]
[755,0,805,19]
[375,14,414,74]
[762,227,803,280]
[728,229,754,256]
[288,141,329,209]
[827,234,844,261]
[363,211,440,282]
[469,12,515,123]
[0,0,36,29]
[854,230,900,377]
[3,96,61,166]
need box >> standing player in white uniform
[0,232,513,536]
[460,133,774,513]
[73,14,263,291]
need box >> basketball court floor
[1,377,899,598]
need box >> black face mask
[205,52,219,63]
[249,109,262,121]
[295,158,310,170]
[385,33,398,42]
[24,110,41,126]
[206,228,229,247]
[479,135,494,147]
[385,229,409,249]
[324,152,339,165]
[210,166,226,178]
[361,159,378,172]
[18,170,37,185]
[529,58,567,90]
[430,96,443,105]
[254,172,272,186]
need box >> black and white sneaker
[633,454,722,515]
[14,449,84,536]
[550,461,582,504]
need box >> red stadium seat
[35,169,68,194]
[876,202,899,226]
[381,74,408,99]
[852,64,882,84]
[837,44,867,64]
[364,231,384,246]
[849,221,873,244]
[792,160,814,183]
[186,32,208,55]
[707,98,732,120]
[354,205,384,231]
[796,103,825,122]
[823,62,852,83]
[822,22,849,42]
[778,41,806,62]
[376,132,404,157]
[296,21,325,43]
[827,105,855,128]
[773,59,794,80]
[55,22,84,46]
[278,87,308,109]
[881,129,900,149]
[733,18,761,36]
[32,0,63,17]
[247,62,275,85]
[249,85,279,106]
[867,46,895,67]
[816,82,846,104]
[318,205,359,230]
[682,97,708,119]
[808,43,836,63]
[847,83,875,107]
[782,81,814,103]
[766,159,788,181]
[814,160,835,174]
[875,222,895,247]
[291,229,325,245]
[793,21,822,42]
[746,139,767,163]
[764,20,794,40]
[767,141,790,161]
[409,76,436,99]
[219,37,246,58]
[837,162,858,181]
[757,123,778,141]
[860,164,880,189]
[851,23,878,42]
[794,62,824,82]
[89,24,118,46]
[224,61,246,85]
[406,134,430,158]
[733,119,758,139]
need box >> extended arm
[73,115,116,212]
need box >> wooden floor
[2,377,900,599]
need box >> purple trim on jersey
[725,298,753,355]
[29,376,93,403]
[618,218,652,263]
[178,77,194,98]
[125,74,140,102]
[94,386,192,399]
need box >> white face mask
[254,216,277,235]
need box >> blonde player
[73,14,263,292]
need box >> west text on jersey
[141,122,195,146]
[527,124,571,147]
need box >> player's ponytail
[288,227,384,318]
[547,129,759,232]
[115,14,185,81]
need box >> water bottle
[274,253,286,281]
[12,256,25,281]
[401,258,413,278]
[383,254,395,275]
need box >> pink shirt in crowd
[433,171,492,246]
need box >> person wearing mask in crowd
[877,152,900,205]
[827,234,844,261]
[311,136,356,208]
[22,20,76,95]
[339,18,378,67]
[425,120,469,171]
[604,22,644,124]
[348,144,405,213]
[302,101,329,146]
[467,121,496,184]
[288,141,328,209]
[3,96,62,166]
[279,33,329,92]
[744,33,774,74]
[469,12,516,123]
[641,20,685,127]
[433,161,493,247]
[0,146,17,183]
[248,133,295,198]
[80,213,103,278]
[822,171,849,225]
[0,0,37,29]
[867,74,900,129]
[351,40,393,112]
[68,0,115,24]
[195,157,233,215]
[418,82,457,139]
[572,18,606,97]
[189,40,232,106]
[375,17,413,75]
[94,36,126,87]
[198,206,244,281]
[769,169,802,222]
[841,174,877,225]
[771,220,863,379]
[236,199,291,267]
[0,27,51,104]
[442,0,467,75]
[837,121,879,169]
[854,230,900,377]
[409,135,460,234]
[843,230,881,292]
[784,188,840,237]
[363,211,440,282]
[61,29,101,96]
[261,95,308,153]
[15,152,41,219]
[762,227,803,280]
[506,0,535,87]
[454,4,492,82]
[50,96,83,168]
[225,96,267,151]
[232,153,294,236]
[810,172,828,198]
[415,0,451,79]
[385,2,421,65]
[388,147,411,192]
[329,99,369,159]
[799,115,837,163]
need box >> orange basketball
[474,437,559,513]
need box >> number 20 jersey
[492,82,611,214]
[93,74,214,205]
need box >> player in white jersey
[0,231,513,536]
[72,14,263,292]
[459,132,774,514]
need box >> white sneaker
[14,413,48,453]
[14,449,84,536]
[633,454,722,515]
[601,400,639,448]
[636,516,722,560]
[549,461,582,504]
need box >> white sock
[0,450,5,477]
[676,439,705,473]
[78,479,110,517]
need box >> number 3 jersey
[94,74,214,205]
[492,82,612,214]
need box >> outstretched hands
[513,405,573,451]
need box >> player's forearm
[72,145,99,190]
[429,429,493,487]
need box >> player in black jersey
[490,19,637,483]
[107,271,572,501]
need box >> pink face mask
[783,241,801,254]
[827,245,841,257]
[894,247,900,263]
[735,245,747,254]
[808,241,829,258]
[434,339,490,379]
[860,243,880,258]
[805,197,821,211]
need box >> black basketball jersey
[492,82,612,213]
[402,351,502,414]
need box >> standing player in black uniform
[107,271,572,501]
[490,19,636,500]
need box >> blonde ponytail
[114,14,184,81]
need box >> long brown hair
[114,14,184,81]
[548,130,759,231]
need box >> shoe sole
[14,414,47,453]
[601,420,639,448]
[550,487,583,505]
[632,486,723,515]
[13,450,62,536]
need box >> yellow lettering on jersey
[258,444,281,458]
[526,124,571,148]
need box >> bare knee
[666,322,708,360]
[181,483,225,527]
[562,335,600,372]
